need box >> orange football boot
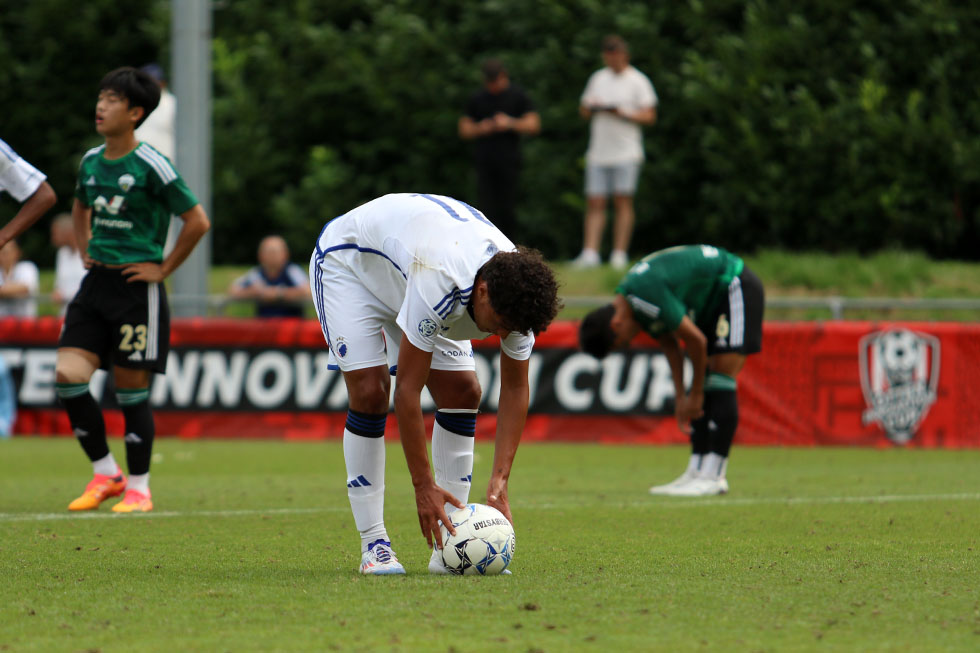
[111,488,153,513]
[68,473,127,511]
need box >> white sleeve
[580,71,601,104]
[13,262,39,294]
[286,263,309,287]
[232,267,261,289]
[396,278,445,353]
[636,72,658,108]
[0,140,46,203]
[500,330,535,361]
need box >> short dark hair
[579,304,616,359]
[99,66,161,128]
[479,246,561,336]
[602,34,628,53]
[481,58,507,81]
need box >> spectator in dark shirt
[458,59,540,238]
[228,235,310,317]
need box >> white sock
[431,409,477,516]
[686,453,702,476]
[343,429,388,552]
[128,473,150,494]
[92,453,119,477]
[701,452,727,480]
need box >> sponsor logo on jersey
[440,349,473,358]
[93,216,134,230]
[85,175,97,186]
[118,173,136,192]
[418,318,438,338]
[859,328,940,444]
[128,350,143,362]
[485,243,499,257]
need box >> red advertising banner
[1,317,978,447]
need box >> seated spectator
[50,213,87,314]
[0,239,39,318]
[228,235,310,317]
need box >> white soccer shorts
[309,250,476,374]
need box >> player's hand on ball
[486,479,512,525]
[415,482,464,549]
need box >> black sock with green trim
[56,382,109,463]
[117,389,155,476]
[705,372,738,457]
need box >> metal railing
[5,294,979,320]
[560,295,980,320]
[0,294,310,318]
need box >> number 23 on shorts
[119,323,148,352]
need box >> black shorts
[701,265,764,356]
[59,266,170,373]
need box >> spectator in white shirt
[0,239,40,318]
[50,213,87,313]
[134,63,176,161]
[573,35,657,270]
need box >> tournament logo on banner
[859,328,940,444]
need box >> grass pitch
[1,438,978,652]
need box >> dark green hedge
[2,0,978,264]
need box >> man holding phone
[572,35,657,270]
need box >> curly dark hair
[578,304,616,359]
[479,247,561,336]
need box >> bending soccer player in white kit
[309,193,560,575]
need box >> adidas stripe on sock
[432,409,477,514]
[343,410,388,552]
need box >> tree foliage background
[2,0,978,266]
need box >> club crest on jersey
[118,173,136,192]
[418,318,438,338]
[715,314,730,347]
[334,337,348,358]
[859,328,940,444]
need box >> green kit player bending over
[579,245,764,496]
[57,67,210,513]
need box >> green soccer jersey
[74,143,198,265]
[616,245,744,336]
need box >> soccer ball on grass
[440,503,516,575]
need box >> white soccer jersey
[312,193,535,360]
[0,138,46,203]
